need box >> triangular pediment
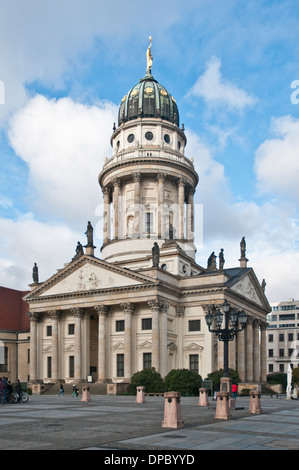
[25,255,156,299]
[227,269,270,310]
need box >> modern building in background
[0,286,30,382]
[267,299,299,373]
[24,42,271,386]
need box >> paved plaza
[0,393,299,452]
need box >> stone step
[42,382,107,395]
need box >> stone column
[103,187,111,244]
[160,302,169,377]
[71,308,85,382]
[133,172,141,237]
[94,305,109,382]
[48,310,61,382]
[186,187,195,241]
[260,322,268,382]
[113,178,120,239]
[237,328,246,382]
[246,317,253,381]
[176,307,185,369]
[178,178,185,239]
[148,299,166,372]
[120,303,134,380]
[157,173,166,239]
[253,320,260,382]
[28,312,40,382]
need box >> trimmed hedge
[164,368,202,396]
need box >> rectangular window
[47,356,52,378]
[46,325,52,336]
[0,346,8,372]
[288,333,294,341]
[143,353,152,369]
[268,334,273,343]
[117,354,124,377]
[142,318,152,330]
[279,333,284,342]
[68,324,75,335]
[268,364,274,373]
[279,349,284,357]
[269,349,273,357]
[188,320,201,332]
[116,320,125,332]
[145,212,153,235]
[69,356,75,378]
[189,354,199,374]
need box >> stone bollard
[81,386,91,402]
[198,388,209,406]
[162,391,184,429]
[136,386,146,403]
[249,390,262,414]
[215,391,231,420]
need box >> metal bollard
[162,391,184,429]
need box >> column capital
[157,172,166,182]
[71,307,85,318]
[148,299,169,312]
[177,177,187,186]
[47,310,62,320]
[94,305,109,316]
[112,177,121,187]
[132,172,142,182]
[27,311,41,322]
[176,306,185,317]
[120,302,135,314]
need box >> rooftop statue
[146,36,153,74]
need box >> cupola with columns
[98,38,199,275]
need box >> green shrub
[164,368,202,396]
[267,373,287,391]
[292,367,299,386]
[129,368,165,394]
[240,388,250,396]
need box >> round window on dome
[127,134,135,143]
[145,131,154,141]
[164,134,170,144]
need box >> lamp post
[205,300,248,389]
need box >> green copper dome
[118,73,180,127]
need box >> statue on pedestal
[152,242,160,268]
[32,263,39,284]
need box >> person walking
[58,384,64,397]
[232,383,238,399]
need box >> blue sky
[0,0,299,302]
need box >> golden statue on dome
[146,36,153,74]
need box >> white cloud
[187,56,257,111]
[8,95,118,226]
[0,215,82,290]
[187,131,299,302]
[254,115,299,200]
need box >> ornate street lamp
[205,300,248,381]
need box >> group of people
[57,384,79,397]
[0,377,23,404]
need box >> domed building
[24,41,270,390]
